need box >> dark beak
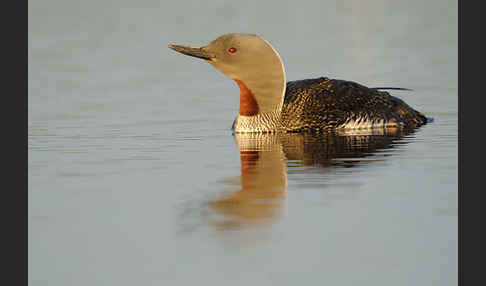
[167,44,213,60]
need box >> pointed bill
[167,44,213,60]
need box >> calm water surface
[29,0,457,285]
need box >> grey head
[168,33,287,115]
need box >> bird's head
[168,33,286,115]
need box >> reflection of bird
[168,33,428,133]
[205,129,414,230]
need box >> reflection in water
[179,128,418,233]
[281,128,414,168]
[208,134,288,230]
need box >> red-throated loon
[168,33,427,133]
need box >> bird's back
[280,77,427,132]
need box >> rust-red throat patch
[234,79,259,116]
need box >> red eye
[228,47,237,53]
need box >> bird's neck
[233,63,286,133]
[233,78,286,133]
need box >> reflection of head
[209,133,288,230]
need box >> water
[29,0,457,285]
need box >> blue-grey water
[29,0,457,285]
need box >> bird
[168,33,428,133]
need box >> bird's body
[168,33,428,133]
[279,77,427,132]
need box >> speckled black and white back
[280,77,427,132]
